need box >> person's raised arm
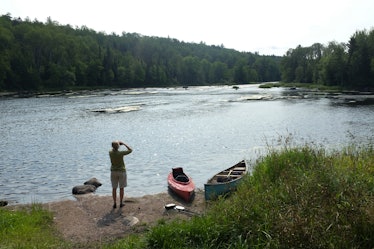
[120,141,133,152]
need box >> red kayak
[167,167,195,202]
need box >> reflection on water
[1,85,373,204]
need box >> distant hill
[0,14,281,91]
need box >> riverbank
[6,191,206,245]
[2,144,373,248]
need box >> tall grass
[144,143,374,248]
[0,203,67,249]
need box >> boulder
[72,184,97,195]
[84,178,102,188]
[0,200,8,207]
[72,177,102,195]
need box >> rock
[72,177,102,195]
[123,216,139,226]
[0,200,8,207]
[72,185,97,195]
[84,178,102,188]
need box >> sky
[2,0,374,56]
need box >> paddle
[164,203,177,210]
[164,203,200,216]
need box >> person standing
[109,140,133,208]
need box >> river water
[1,84,373,204]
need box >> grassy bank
[142,144,373,248]
[1,143,373,248]
[0,204,68,248]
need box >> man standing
[109,140,133,208]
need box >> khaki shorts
[111,171,127,188]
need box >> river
[1,84,373,204]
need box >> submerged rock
[0,200,8,207]
[72,177,102,195]
[72,185,97,195]
[84,178,102,188]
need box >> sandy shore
[7,191,207,244]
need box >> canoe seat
[175,174,189,183]
[217,176,232,183]
[172,167,184,176]
[216,174,241,178]
[231,171,244,175]
[216,174,229,177]
[172,167,189,182]
[216,175,240,182]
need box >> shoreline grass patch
[0,203,67,249]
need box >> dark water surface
[1,85,373,204]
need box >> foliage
[280,28,374,90]
[2,14,372,92]
[0,14,281,91]
[109,236,148,249]
[142,143,374,248]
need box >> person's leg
[112,188,117,208]
[110,171,122,208]
[119,171,127,207]
[111,172,119,208]
[119,187,124,207]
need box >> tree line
[0,14,281,91]
[1,14,373,92]
[281,28,374,90]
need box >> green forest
[0,14,373,92]
[281,29,374,90]
[0,14,280,91]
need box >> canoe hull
[204,160,248,200]
[168,168,195,202]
